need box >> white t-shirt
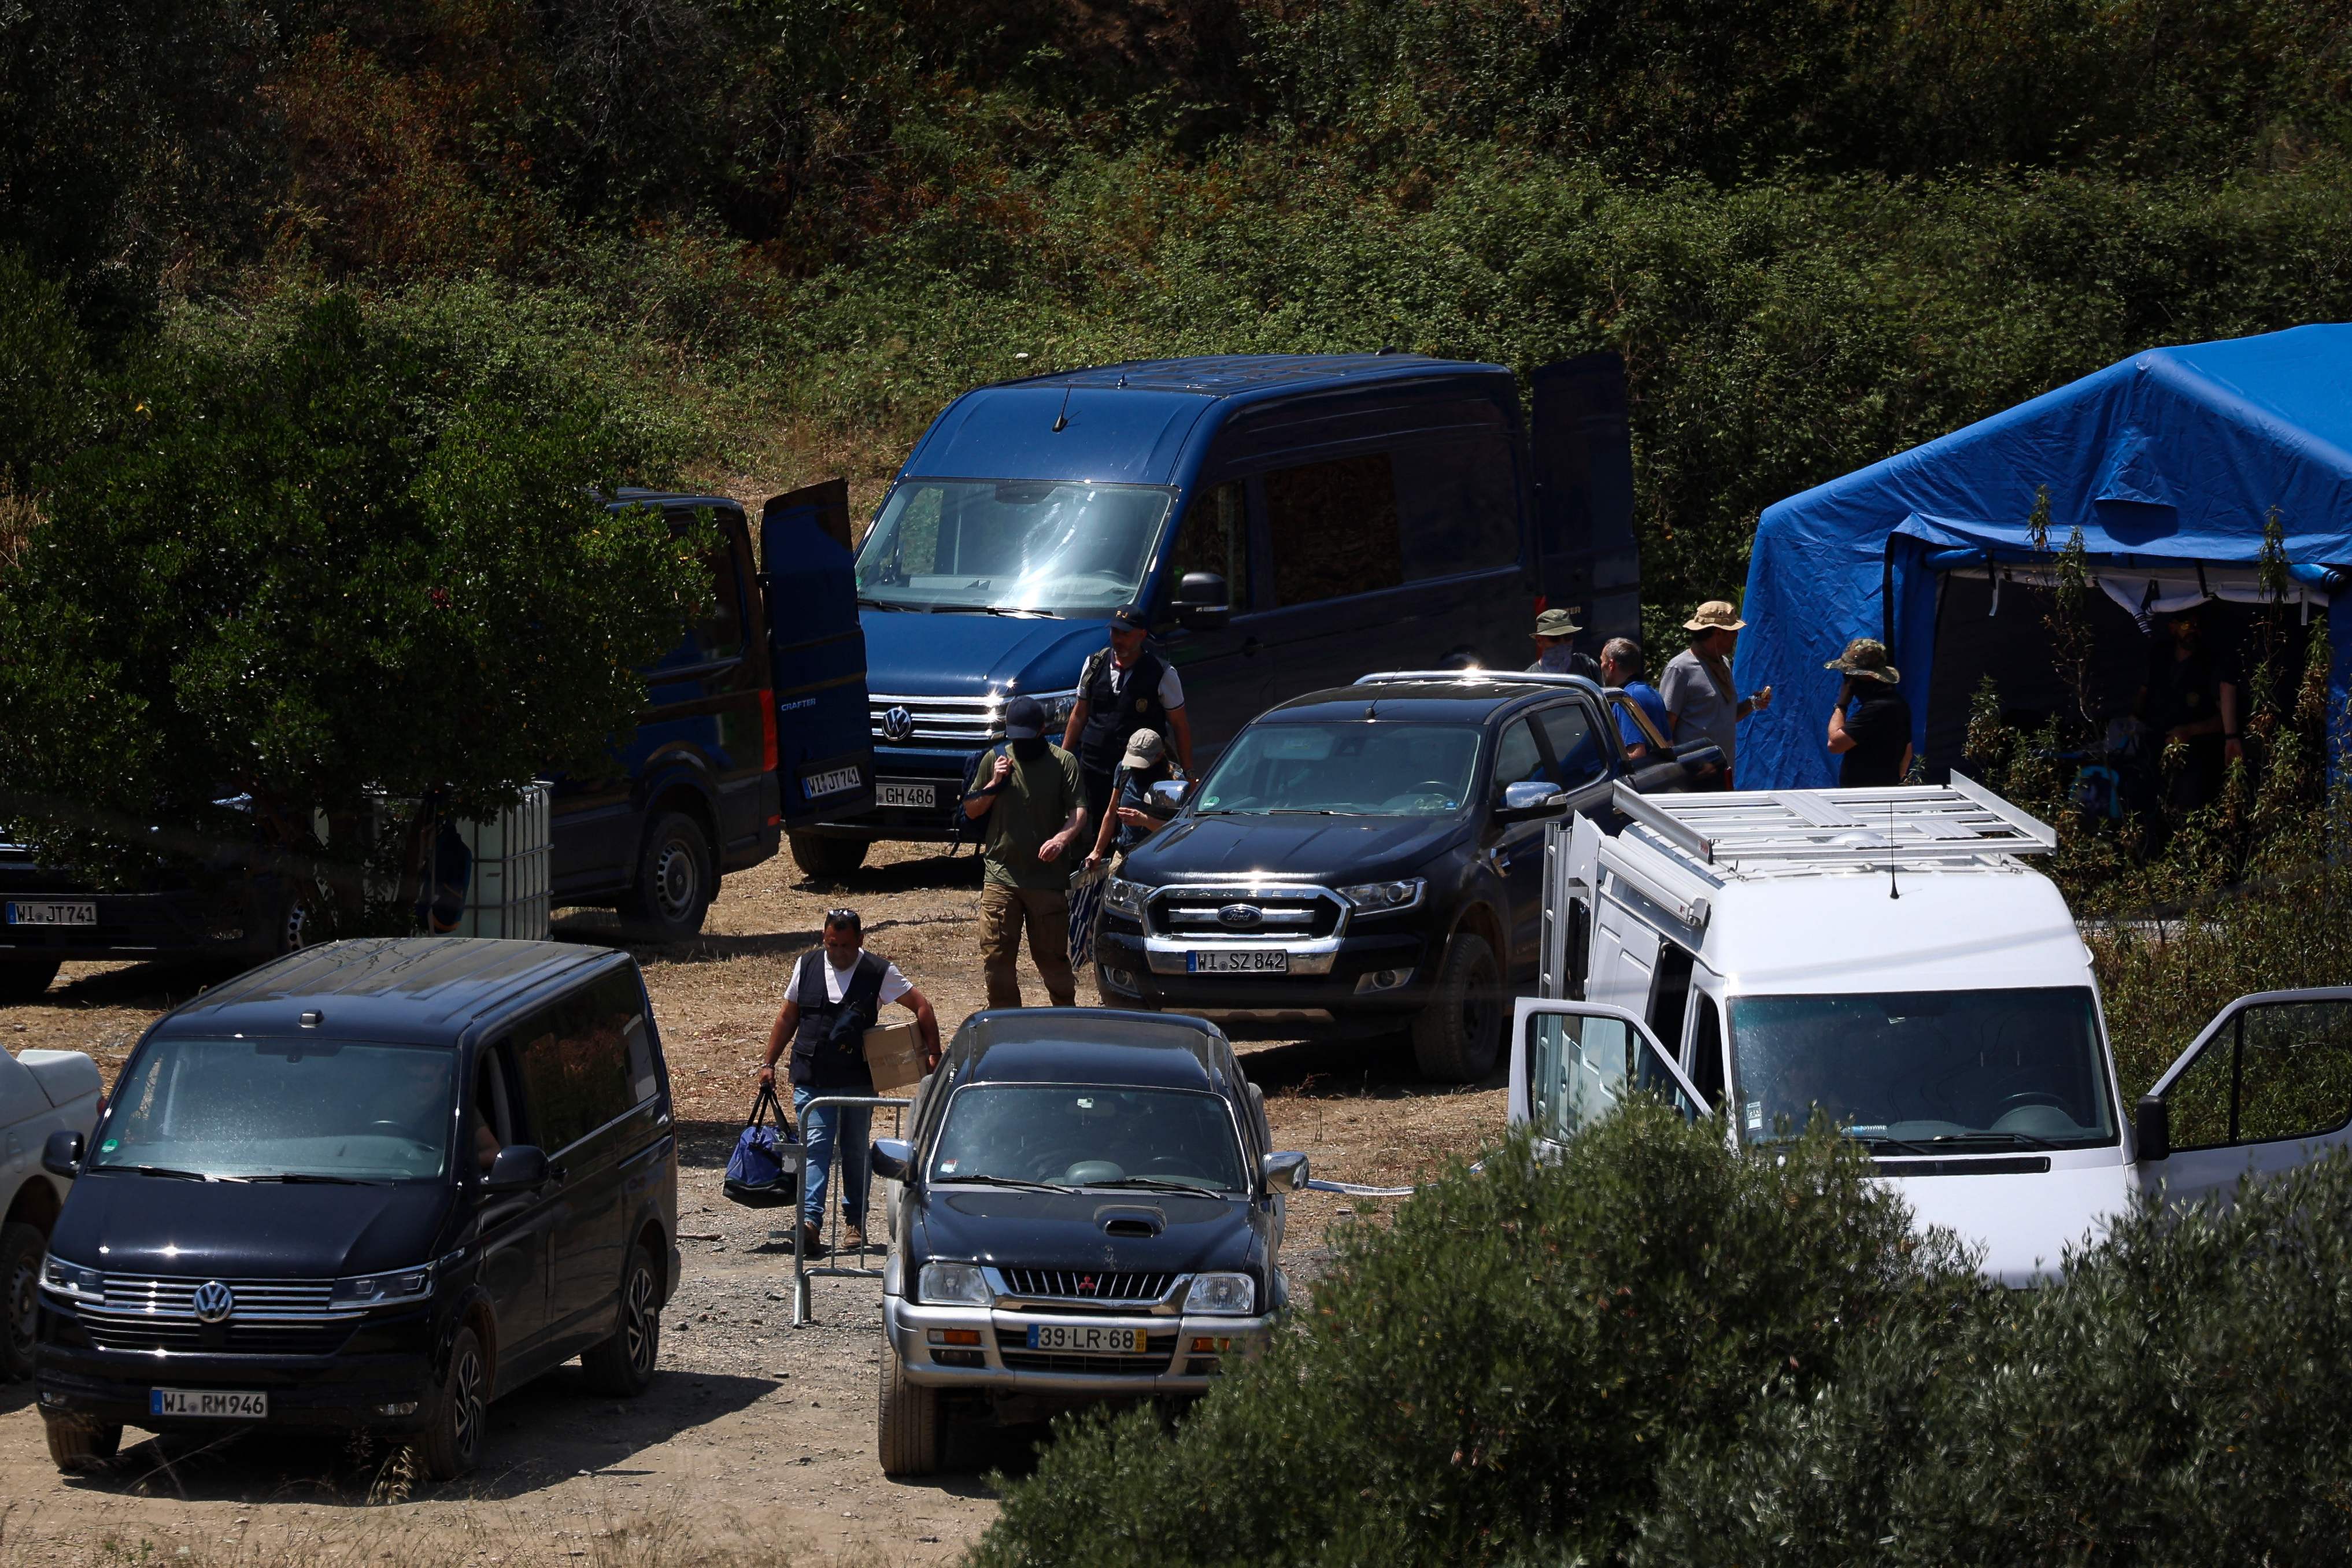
[809,949,912,1007]
[1103,653,1185,711]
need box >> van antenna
[1887,796,1900,900]
[1052,384,1073,432]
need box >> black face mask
[1011,736,1048,761]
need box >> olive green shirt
[977,742,1083,890]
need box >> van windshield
[856,479,1175,613]
[1729,987,2116,1151]
[92,1038,455,1182]
[1195,722,1482,816]
[931,1084,1247,1192]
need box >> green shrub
[971,1107,1970,1568]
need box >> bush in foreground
[971,1107,1969,1568]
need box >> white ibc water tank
[451,784,552,941]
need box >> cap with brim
[1684,600,1747,632]
[1120,729,1165,770]
[1110,605,1148,633]
[1530,608,1582,639]
[1003,695,1046,739]
[1824,637,1900,683]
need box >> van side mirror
[1173,571,1231,631]
[2135,1094,2170,1163]
[870,1138,914,1182]
[1259,1150,1309,1193]
[483,1144,549,1192]
[43,1129,84,1178]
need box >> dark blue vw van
[789,354,1636,877]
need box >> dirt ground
[0,840,1505,1565]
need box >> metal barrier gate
[788,1093,911,1326]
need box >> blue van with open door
[786,353,1635,878]
[553,486,872,934]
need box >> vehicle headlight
[330,1265,434,1308]
[1339,878,1425,915]
[1017,689,1080,735]
[918,1261,993,1307]
[1104,877,1151,920]
[1184,1272,1256,1316]
[40,1255,104,1303]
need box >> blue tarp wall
[1735,324,2352,789]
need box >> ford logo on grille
[193,1280,234,1324]
[881,705,915,742]
[1217,903,1263,929]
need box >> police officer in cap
[1062,605,1193,832]
[757,908,940,1254]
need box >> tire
[580,1244,662,1396]
[43,1413,121,1473]
[415,1324,490,1483]
[2,1220,44,1381]
[269,885,319,956]
[618,812,715,942]
[788,832,867,883]
[876,1329,940,1477]
[1410,930,1506,1082]
[0,958,61,1004]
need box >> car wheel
[415,1324,489,1482]
[2,1221,45,1381]
[580,1244,663,1396]
[271,886,319,956]
[0,958,62,1004]
[618,813,714,942]
[43,1413,121,1472]
[1410,930,1504,1082]
[788,832,867,883]
[877,1329,940,1477]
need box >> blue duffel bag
[723,1082,800,1208]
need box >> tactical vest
[788,949,886,1089]
[1078,646,1170,775]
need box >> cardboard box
[863,1020,929,1093]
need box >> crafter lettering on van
[786,353,1642,881]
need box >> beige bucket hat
[1684,600,1746,633]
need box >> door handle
[546,1162,569,1185]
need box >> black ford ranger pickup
[1094,670,1718,1082]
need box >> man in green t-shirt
[961,694,1088,1008]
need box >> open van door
[760,480,875,829]
[2132,987,2352,1207]
[1539,812,1605,1000]
[1510,998,1706,1160]
[1528,353,1639,646]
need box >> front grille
[102,1275,339,1320]
[1148,887,1345,941]
[1001,1333,1179,1376]
[870,693,1005,748]
[77,1312,355,1356]
[999,1269,1177,1303]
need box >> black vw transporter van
[33,938,679,1480]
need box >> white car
[3,1043,102,1379]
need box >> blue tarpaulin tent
[1734,324,2352,789]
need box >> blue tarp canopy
[1735,324,2352,789]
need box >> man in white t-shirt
[758,908,940,1252]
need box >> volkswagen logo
[881,705,915,743]
[192,1280,235,1325]
[1216,903,1263,929]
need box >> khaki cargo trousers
[979,883,1077,1009]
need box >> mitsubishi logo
[1077,1275,1098,1295]
[881,705,915,742]
[193,1280,235,1324]
[1217,904,1263,929]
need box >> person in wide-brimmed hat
[1824,638,1913,787]
[1526,607,1599,678]
[1659,600,1772,787]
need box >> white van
[1509,776,2352,1284]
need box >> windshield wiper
[119,1164,225,1181]
[269,1172,389,1186]
[933,1173,1064,1193]
[1088,1177,1224,1195]
[1859,1136,1942,1157]
[856,596,908,611]
[1925,1130,2066,1152]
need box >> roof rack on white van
[1608,773,2056,870]
[1353,669,1606,696]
